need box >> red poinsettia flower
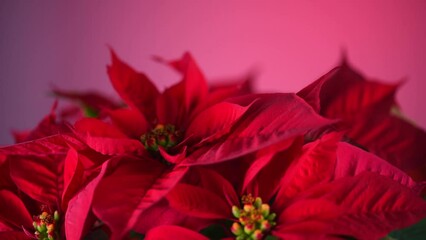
[66,50,334,239]
[0,108,115,239]
[298,59,426,181]
[164,133,426,239]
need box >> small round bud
[254,197,262,208]
[231,222,243,235]
[232,205,241,218]
[251,229,263,240]
[244,204,254,212]
[53,211,59,222]
[244,224,254,234]
[261,203,270,217]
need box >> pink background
[1,0,425,145]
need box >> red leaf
[0,231,32,240]
[156,83,185,126]
[145,225,208,240]
[243,138,302,202]
[0,158,15,190]
[298,62,398,117]
[276,199,341,238]
[291,173,426,239]
[61,148,85,211]
[65,157,115,240]
[346,113,426,178]
[167,183,230,219]
[74,118,145,156]
[108,49,159,122]
[183,93,333,166]
[167,52,209,116]
[195,167,239,207]
[334,142,419,189]
[0,190,32,230]
[0,135,70,157]
[9,154,64,206]
[155,53,208,127]
[107,108,148,138]
[298,61,426,181]
[274,133,340,213]
[133,199,212,233]
[92,157,188,239]
[185,102,251,143]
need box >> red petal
[0,190,32,230]
[183,93,333,166]
[167,53,208,115]
[156,53,208,126]
[107,108,149,138]
[243,138,302,202]
[0,231,32,240]
[0,135,69,157]
[108,49,159,122]
[299,173,426,239]
[274,133,341,213]
[185,102,251,142]
[298,62,426,181]
[61,148,85,211]
[0,158,15,190]
[9,154,64,206]
[92,157,188,239]
[65,157,115,240]
[346,113,426,180]
[74,118,145,156]
[167,183,230,219]
[156,83,184,126]
[133,199,213,233]
[334,142,419,189]
[276,199,341,236]
[145,225,208,240]
[195,167,239,207]
[190,75,253,118]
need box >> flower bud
[244,204,254,212]
[244,224,254,234]
[53,211,59,222]
[251,229,263,240]
[232,205,241,218]
[261,203,270,217]
[254,197,262,208]
[231,222,243,235]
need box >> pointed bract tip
[339,47,349,67]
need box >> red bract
[298,59,426,181]
[166,133,426,239]
[69,50,334,239]
[0,110,113,239]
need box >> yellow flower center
[231,194,276,240]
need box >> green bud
[261,203,270,217]
[244,224,254,234]
[232,206,241,218]
[53,211,59,222]
[37,222,47,233]
[254,197,262,208]
[231,222,243,235]
[267,213,276,221]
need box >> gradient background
[1,0,425,145]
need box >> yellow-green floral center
[231,194,276,240]
[140,124,181,152]
[33,208,60,240]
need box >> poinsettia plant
[1,49,425,240]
